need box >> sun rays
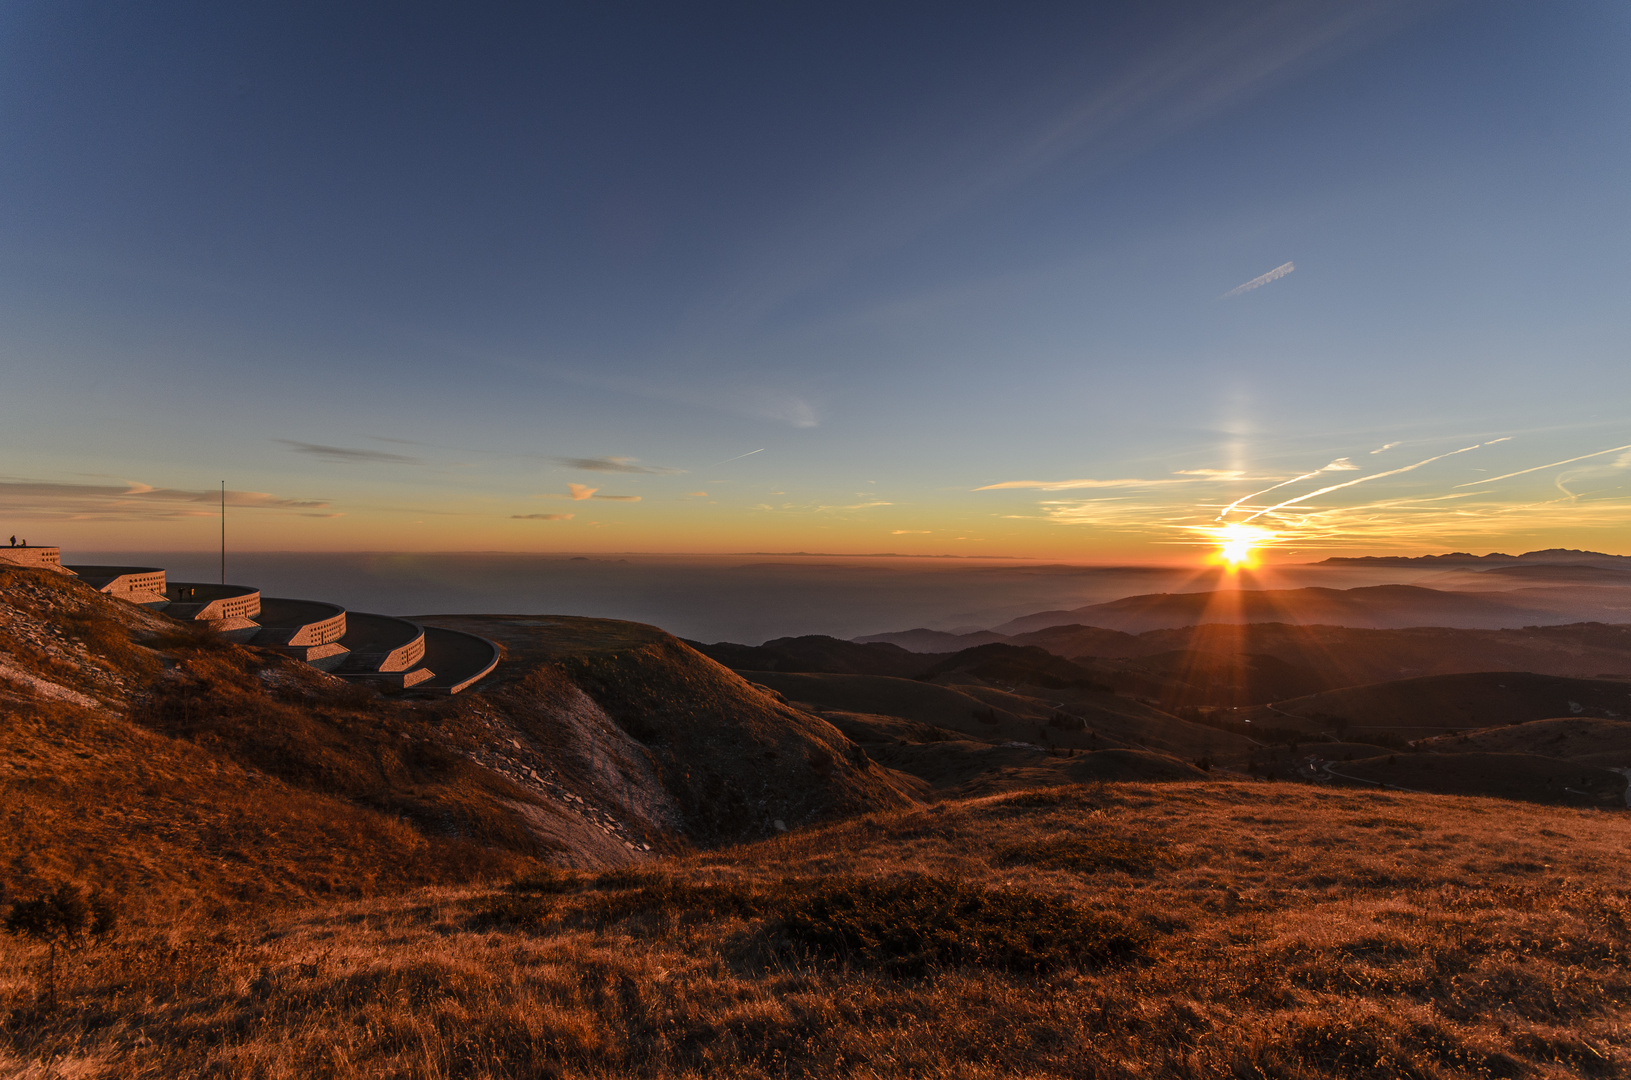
[979,433,1631,560]
[1208,522,1276,567]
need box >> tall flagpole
[220,481,225,585]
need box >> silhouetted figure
[7,536,13,547]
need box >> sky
[3,0,1629,562]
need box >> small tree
[3,883,118,1008]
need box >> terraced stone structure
[22,545,499,695]
[0,545,67,572]
[65,565,169,605]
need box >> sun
[1211,523,1274,567]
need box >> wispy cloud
[554,456,684,475]
[1219,261,1294,299]
[834,500,891,510]
[536,483,643,503]
[512,513,574,521]
[1370,441,1401,454]
[0,477,330,521]
[891,529,931,535]
[276,440,422,465]
[749,498,892,514]
[975,473,1243,492]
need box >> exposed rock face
[417,615,921,845]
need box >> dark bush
[780,875,1148,975]
[475,869,1148,976]
[3,883,118,1006]
[507,867,585,894]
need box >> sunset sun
[1212,523,1274,567]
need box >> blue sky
[2,1,1628,558]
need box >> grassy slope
[0,573,919,926]
[0,568,546,919]
[5,780,1628,1078]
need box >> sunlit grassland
[4,780,1626,1078]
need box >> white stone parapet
[65,566,168,605]
[0,546,71,573]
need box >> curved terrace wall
[164,582,262,623]
[0,547,67,573]
[253,598,347,647]
[337,612,426,673]
[65,566,168,604]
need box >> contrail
[1220,261,1294,299]
[706,448,765,468]
[1217,458,1356,520]
[1242,442,1489,523]
[1453,442,1631,487]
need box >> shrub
[507,867,585,894]
[780,875,1149,975]
[3,883,118,1007]
[474,869,1150,976]
[1048,711,1086,731]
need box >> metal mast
[220,481,225,585]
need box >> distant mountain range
[1318,548,1631,568]
[978,583,1631,636]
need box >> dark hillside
[686,634,941,677]
[1418,716,1631,768]
[1005,622,1631,702]
[742,670,1252,770]
[416,615,919,844]
[1239,671,1631,739]
[1328,751,1626,806]
[994,583,1631,635]
[919,643,1111,691]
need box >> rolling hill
[1322,751,1626,807]
[992,583,1631,635]
[1237,671,1631,739]
[859,621,1631,704]
[1417,715,1631,768]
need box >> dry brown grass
[4,779,1627,1078]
